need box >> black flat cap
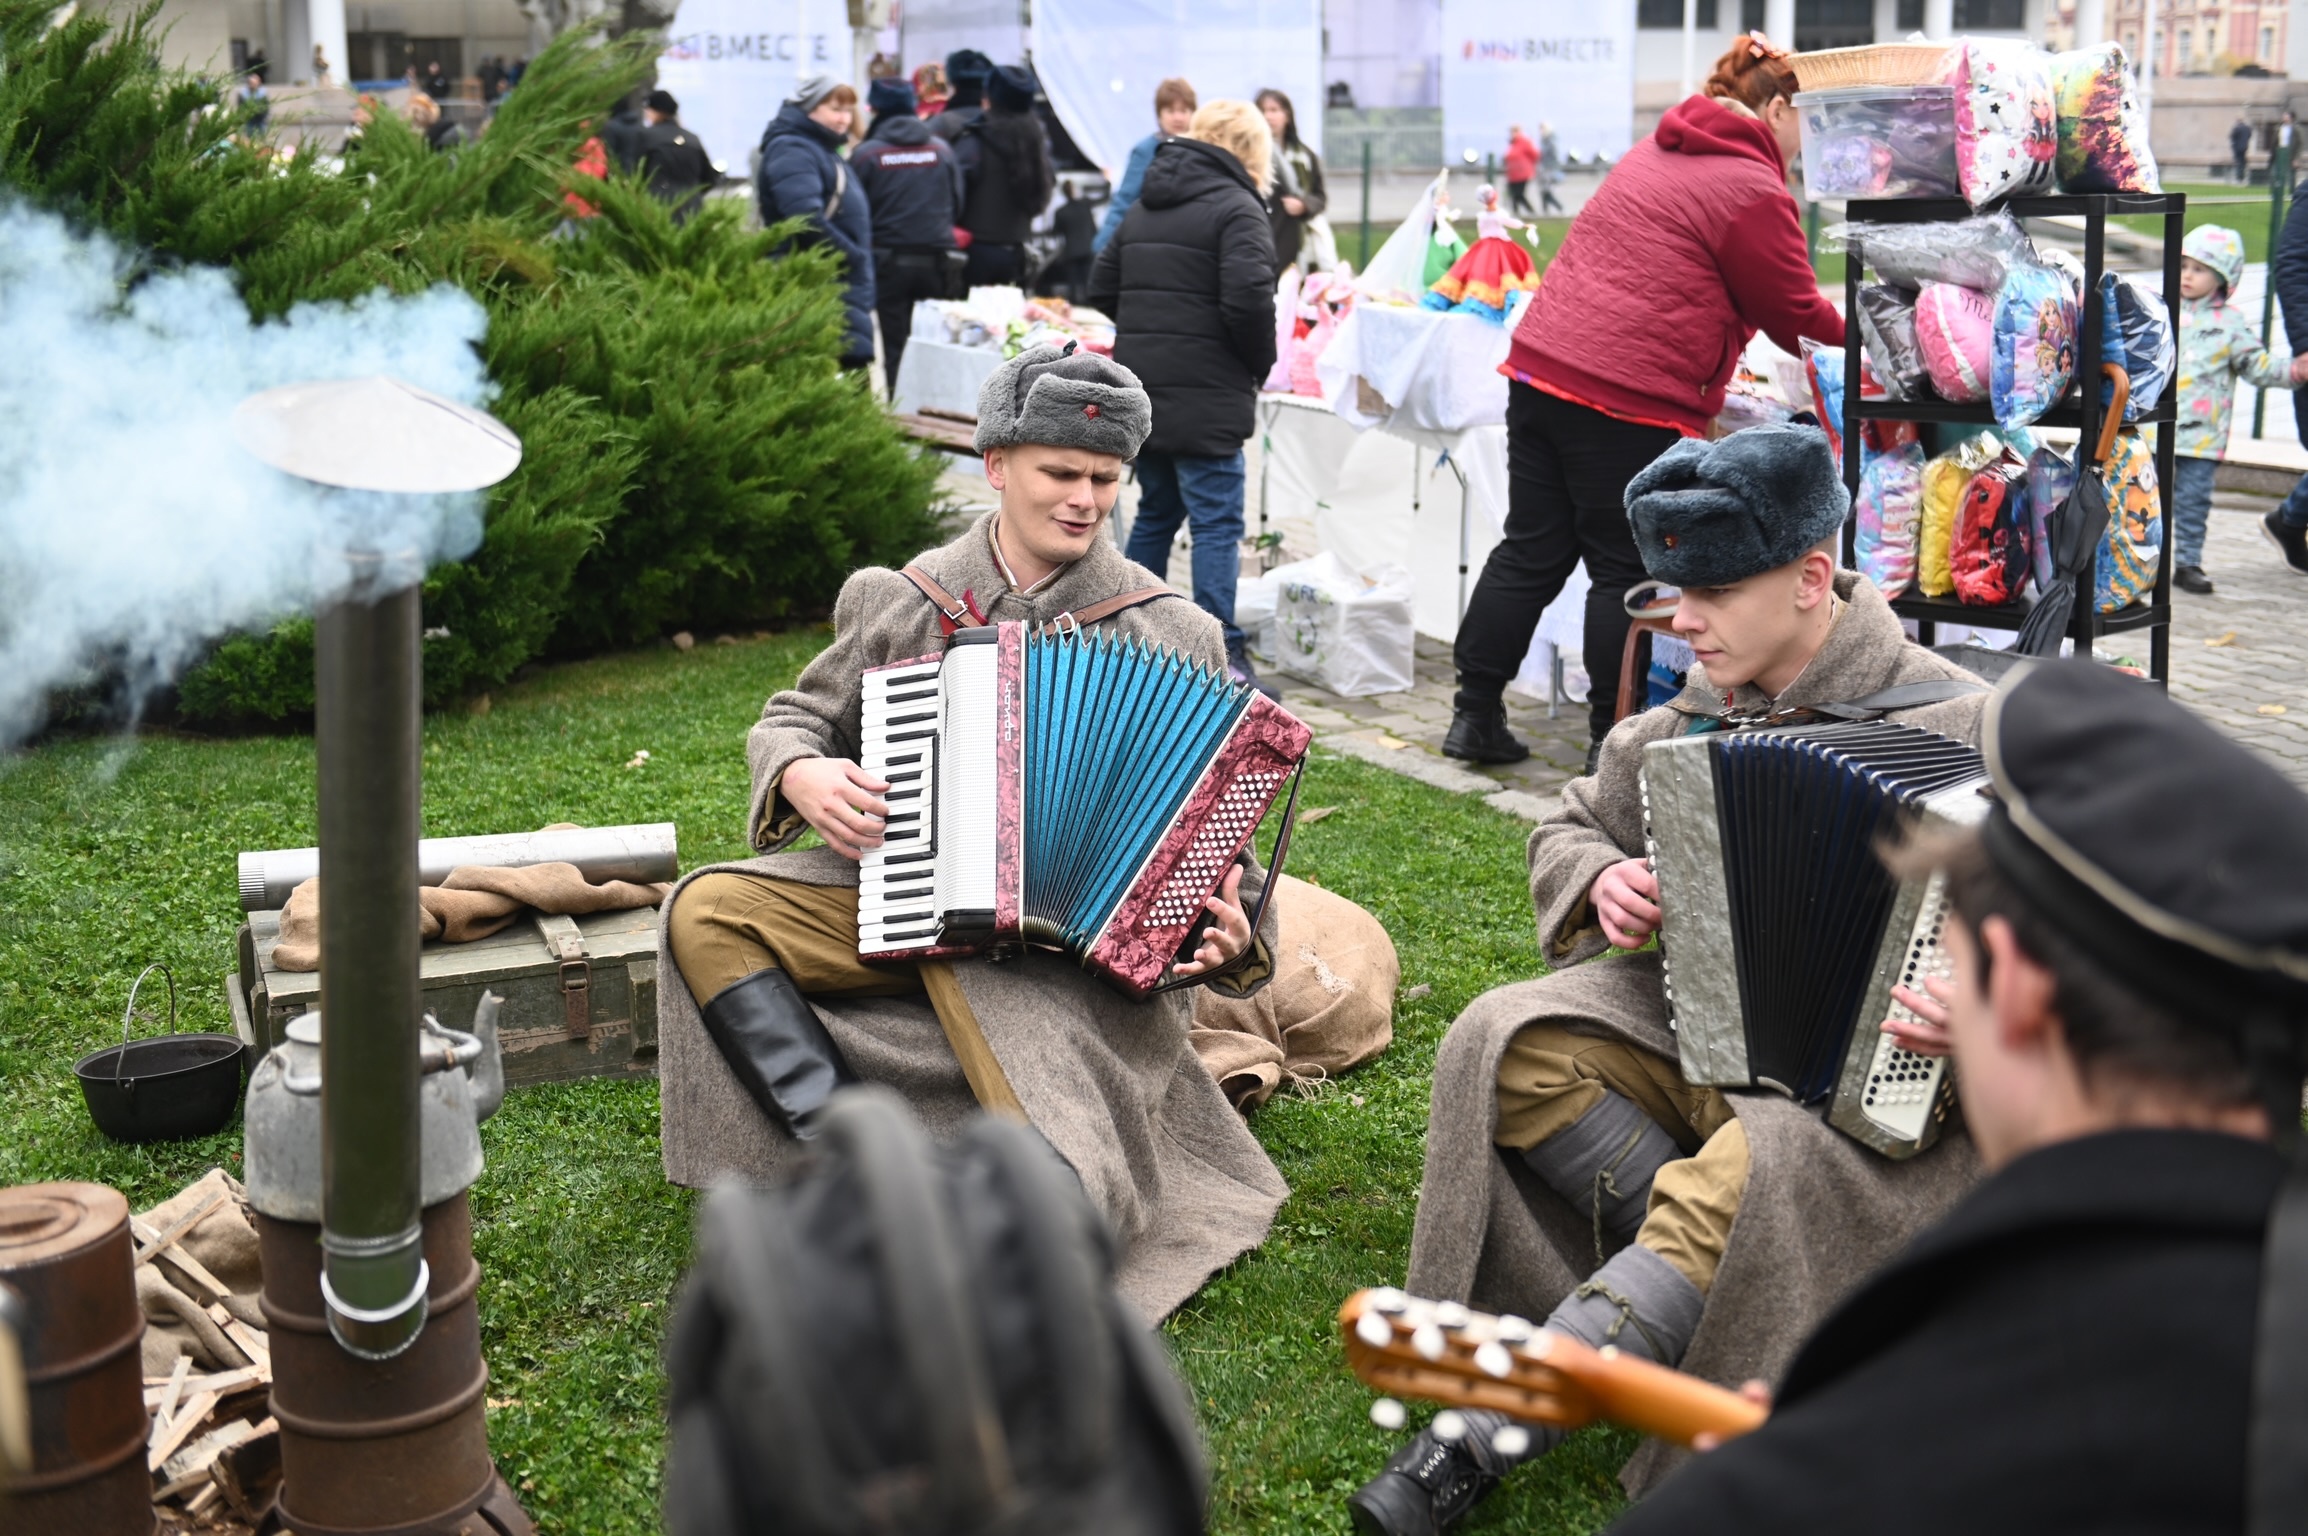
[1623,424,1850,589]
[1982,661,2308,1029]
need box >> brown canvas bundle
[1190,875,1399,1111]
[270,860,670,972]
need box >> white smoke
[0,198,496,745]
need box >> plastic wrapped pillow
[1803,338,1848,459]
[1951,452,2033,606]
[1919,433,2002,597]
[2053,43,2161,194]
[1827,212,2031,293]
[1946,38,2057,209]
[2094,271,2175,419]
[2026,445,2077,592]
[2095,430,2163,612]
[1857,284,1931,402]
[1917,283,1997,403]
[1855,421,1926,593]
[1992,259,2079,429]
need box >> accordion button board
[1639,720,1990,1159]
[855,623,1313,996]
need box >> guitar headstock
[1338,1288,1768,1450]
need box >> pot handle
[115,963,178,1086]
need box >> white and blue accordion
[856,622,1312,997]
[1640,721,1990,1158]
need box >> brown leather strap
[918,961,1027,1121]
[1061,585,1180,629]
[900,564,970,624]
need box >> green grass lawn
[0,635,1630,1534]
[2112,180,2290,267]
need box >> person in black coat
[1609,661,2308,1536]
[1088,100,1278,690]
[853,77,964,390]
[636,90,717,223]
[2268,169,2308,571]
[757,76,877,371]
[953,64,1055,289]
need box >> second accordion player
[1640,721,1990,1158]
[856,621,1313,997]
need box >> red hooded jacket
[1503,95,1844,437]
[1504,131,1540,184]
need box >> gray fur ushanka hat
[1623,424,1849,588]
[973,342,1152,460]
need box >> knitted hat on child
[974,344,1152,460]
[1623,424,1849,589]
[2182,225,2247,295]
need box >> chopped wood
[148,1389,219,1471]
[161,1416,261,1487]
[185,1481,221,1515]
[153,1356,192,1429]
[213,1418,282,1522]
[145,1365,267,1409]
[132,1191,227,1269]
[222,1319,271,1369]
[131,1215,235,1303]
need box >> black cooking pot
[72,965,246,1144]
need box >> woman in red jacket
[1440,35,1845,771]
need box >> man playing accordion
[1355,425,1988,1533]
[651,345,1287,1322]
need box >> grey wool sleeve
[1527,709,1675,967]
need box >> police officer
[634,90,717,223]
[852,77,965,392]
[1608,659,2308,1536]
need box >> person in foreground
[1611,658,2308,1535]
[1353,424,1985,1535]
[652,346,1288,1323]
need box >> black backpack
[664,1087,1209,1536]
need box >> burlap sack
[135,1169,266,1375]
[271,853,670,971]
[1190,875,1399,1110]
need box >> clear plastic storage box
[1795,84,1960,201]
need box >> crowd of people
[648,30,2308,1536]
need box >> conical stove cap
[231,376,522,493]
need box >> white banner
[1031,0,1322,181]
[1437,0,1635,170]
[656,0,855,176]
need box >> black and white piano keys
[858,657,946,955]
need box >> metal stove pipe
[314,557,428,1359]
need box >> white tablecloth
[891,337,1003,418]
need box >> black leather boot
[696,968,857,1140]
[1348,1420,1503,1536]
[1441,693,1528,765]
[2266,510,2308,576]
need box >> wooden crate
[228,905,662,1089]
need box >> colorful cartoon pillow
[1856,423,1926,593]
[1992,259,2078,429]
[2053,43,2161,194]
[1946,38,2057,209]
[1951,453,2033,606]
[1917,283,1996,403]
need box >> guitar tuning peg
[1494,1314,1535,1343]
[1433,1301,1471,1330]
[1411,1323,1447,1361]
[1355,1311,1394,1348]
[1491,1424,1532,1459]
[1369,1288,1409,1315]
[1473,1341,1514,1379]
[1431,1410,1468,1443]
[1368,1397,1407,1431]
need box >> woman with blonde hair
[1088,99,1279,694]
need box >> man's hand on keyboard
[783,756,891,860]
[1170,865,1253,979]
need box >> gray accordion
[1639,721,1989,1159]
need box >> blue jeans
[2283,473,2308,530]
[2171,455,2218,568]
[1125,450,1247,653]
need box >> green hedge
[0,3,944,726]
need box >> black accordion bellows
[1644,720,1989,1158]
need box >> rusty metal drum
[0,1181,153,1535]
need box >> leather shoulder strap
[901,564,970,625]
[1801,678,1990,723]
[1061,585,1181,629]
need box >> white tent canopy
[1030,0,1323,179]
[897,0,1028,92]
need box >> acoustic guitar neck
[1338,1289,1768,1449]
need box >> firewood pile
[133,1171,279,1531]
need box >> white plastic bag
[1236,572,1281,664]
[1267,552,1415,697]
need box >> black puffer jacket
[1087,138,1277,458]
[852,114,964,250]
[956,108,1054,248]
[756,102,876,362]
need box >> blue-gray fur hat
[1623,424,1849,588]
[973,343,1151,460]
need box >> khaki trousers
[668,871,1022,1116]
[1494,1021,1750,1294]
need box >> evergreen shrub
[0,2,944,726]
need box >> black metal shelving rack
[1837,192,2186,682]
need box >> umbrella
[2016,364,2128,657]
